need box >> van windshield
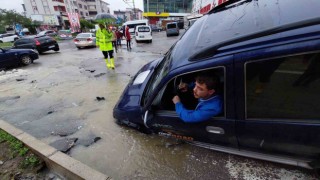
[143,43,176,105]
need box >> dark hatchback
[0,48,39,69]
[114,0,320,170]
[13,35,59,54]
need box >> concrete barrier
[0,120,111,180]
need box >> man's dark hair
[195,71,220,90]
[99,23,105,29]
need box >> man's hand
[172,95,181,104]
[178,82,188,92]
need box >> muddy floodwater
[0,32,317,179]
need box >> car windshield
[77,34,91,38]
[59,30,71,34]
[143,43,177,105]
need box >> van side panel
[235,38,320,160]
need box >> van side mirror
[143,110,154,129]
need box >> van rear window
[167,24,177,29]
[138,27,150,32]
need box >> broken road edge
[0,119,111,180]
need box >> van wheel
[0,41,3,43]
[54,47,59,52]
[136,40,139,43]
[150,40,152,43]
[21,55,32,65]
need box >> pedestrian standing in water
[115,27,122,49]
[96,23,115,69]
[125,26,132,50]
[111,27,117,53]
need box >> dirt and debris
[0,139,62,180]
[96,97,105,101]
[50,138,78,153]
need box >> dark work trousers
[112,41,117,52]
[126,40,131,49]
[102,50,113,59]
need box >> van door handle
[206,126,225,134]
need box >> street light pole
[133,0,136,20]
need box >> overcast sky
[0,0,144,14]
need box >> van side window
[246,53,320,120]
[155,68,225,117]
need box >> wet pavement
[0,31,318,179]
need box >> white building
[23,0,110,28]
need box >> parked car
[0,33,19,43]
[74,33,96,49]
[150,25,163,32]
[135,25,152,43]
[37,30,57,37]
[113,0,320,170]
[58,30,73,40]
[166,22,179,36]
[13,35,59,54]
[0,48,38,69]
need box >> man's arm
[174,96,222,123]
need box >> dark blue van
[113,0,320,169]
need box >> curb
[0,120,111,180]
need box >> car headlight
[133,70,150,85]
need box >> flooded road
[0,31,317,179]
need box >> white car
[134,25,152,43]
[0,33,19,43]
[74,33,96,49]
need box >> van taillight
[87,38,92,41]
[35,39,40,45]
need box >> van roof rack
[189,17,320,61]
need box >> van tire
[150,40,152,43]
[0,41,3,43]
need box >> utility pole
[133,0,136,20]
[124,0,137,20]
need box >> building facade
[191,0,228,14]
[142,0,193,25]
[23,0,110,29]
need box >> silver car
[74,33,96,49]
